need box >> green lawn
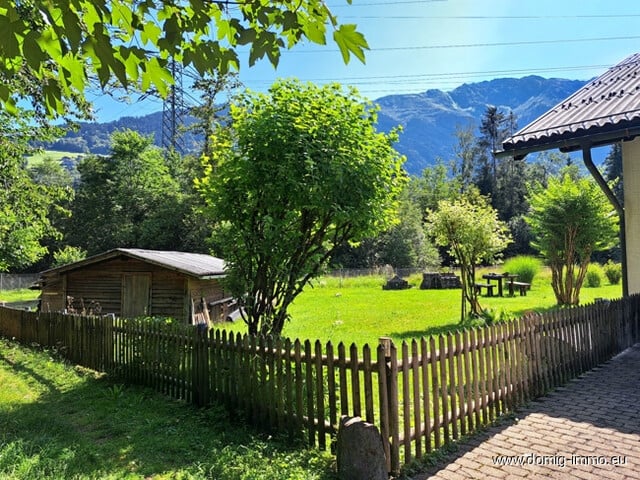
[26,150,85,165]
[2,269,623,347]
[0,338,335,480]
[222,268,623,346]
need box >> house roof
[499,53,640,159]
[42,248,226,279]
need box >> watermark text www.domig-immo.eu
[492,453,628,468]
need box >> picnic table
[481,273,518,297]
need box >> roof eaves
[40,248,125,276]
[496,124,640,159]
[498,53,640,159]
[40,248,226,278]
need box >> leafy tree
[52,246,87,268]
[329,189,440,270]
[377,192,440,269]
[1,0,367,119]
[0,110,71,271]
[527,151,574,187]
[451,125,479,193]
[28,156,74,188]
[526,172,618,305]
[407,162,461,218]
[603,143,623,206]
[66,130,186,254]
[494,156,528,220]
[25,155,78,271]
[427,192,511,321]
[475,106,507,197]
[198,80,406,336]
[187,71,242,161]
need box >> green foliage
[375,190,440,269]
[503,256,542,284]
[585,263,603,288]
[450,125,478,193]
[0,110,72,271]
[198,79,406,336]
[477,307,510,326]
[103,383,126,401]
[28,156,74,188]
[603,260,622,285]
[1,0,367,120]
[51,246,87,268]
[407,162,462,214]
[187,71,242,160]
[65,130,189,254]
[526,171,619,305]
[427,192,511,320]
[603,143,623,206]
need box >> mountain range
[48,75,588,176]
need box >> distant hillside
[48,76,587,175]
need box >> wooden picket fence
[1,295,639,475]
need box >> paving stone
[410,344,640,480]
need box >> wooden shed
[38,248,230,324]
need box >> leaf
[23,31,48,70]
[141,56,173,97]
[140,21,162,45]
[61,7,83,50]
[333,24,368,64]
[36,29,63,59]
[302,18,326,45]
[58,54,87,91]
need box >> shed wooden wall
[188,278,226,322]
[39,257,226,323]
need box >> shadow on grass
[388,304,565,342]
[0,341,336,480]
[389,324,466,341]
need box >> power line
[344,13,640,20]
[284,34,640,54]
[242,63,609,90]
[278,64,610,83]
[327,0,446,6]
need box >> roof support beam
[580,143,628,297]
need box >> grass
[0,289,40,311]
[0,338,335,480]
[0,271,624,479]
[0,289,39,305]
[2,267,623,346]
[222,267,623,347]
[26,150,85,166]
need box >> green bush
[52,246,87,268]
[585,263,604,288]
[603,260,622,285]
[502,255,542,284]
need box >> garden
[222,258,624,347]
[0,256,627,480]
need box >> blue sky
[89,0,640,122]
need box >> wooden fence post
[378,336,399,475]
[377,339,391,473]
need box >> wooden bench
[509,281,531,296]
[474,283,495,297]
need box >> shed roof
[499,53,640,158]
[42,248,226,279]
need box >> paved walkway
[413,344,640,480]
